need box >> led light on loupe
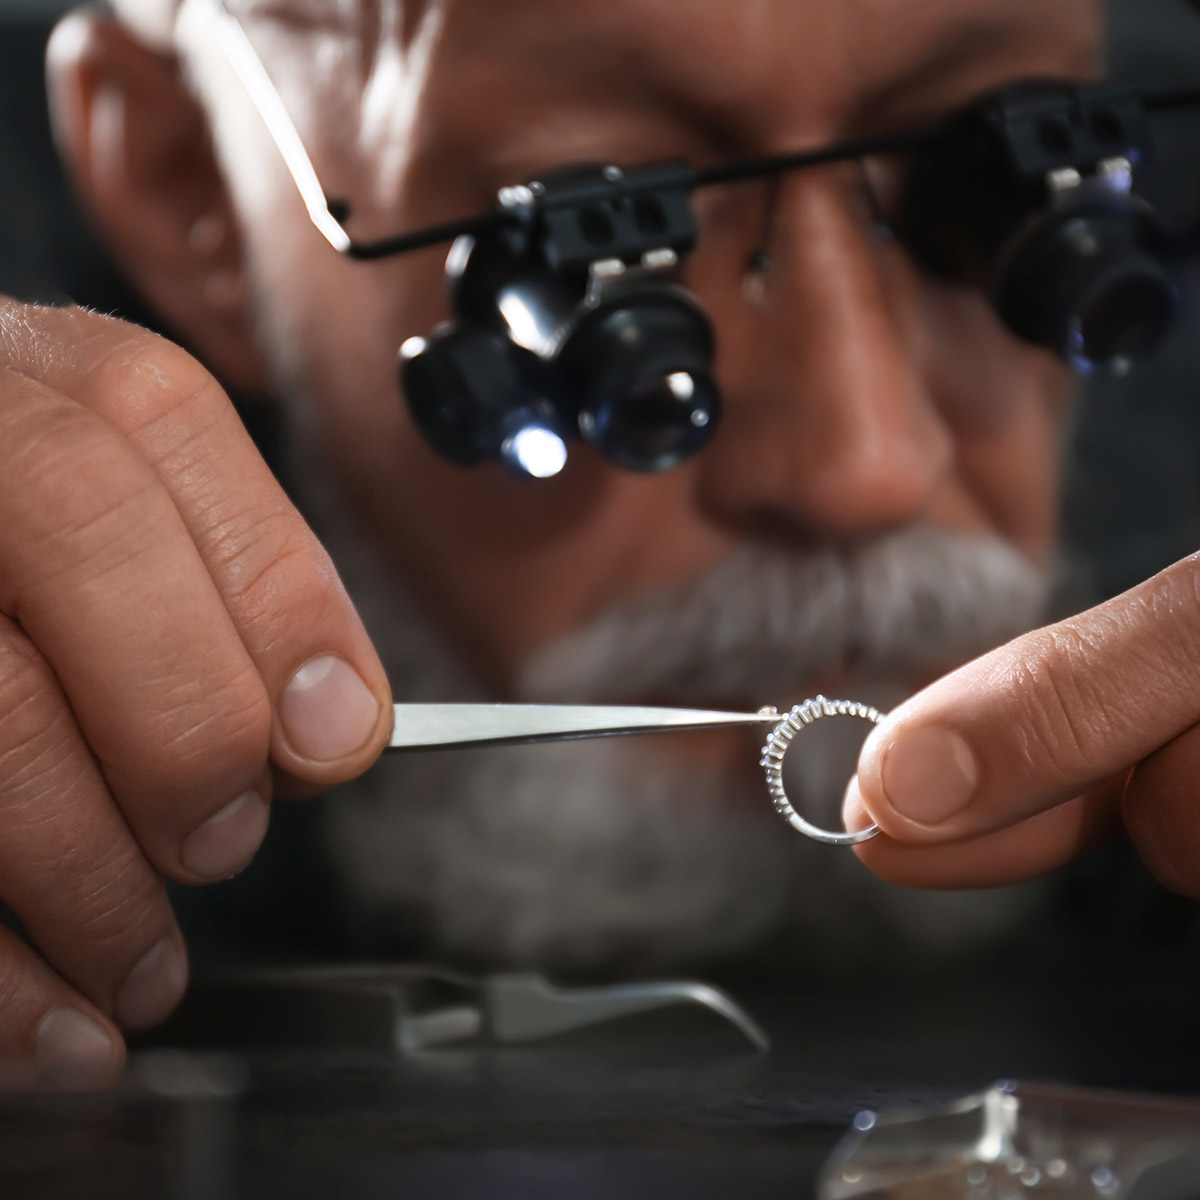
[504,425,568,478]
[666,371,696,400]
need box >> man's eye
[859,153,914,231]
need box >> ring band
[760,697,884,847]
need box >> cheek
[241,212,470,539]
[247,211,447,440]
[956,389,1069,564]
[917,280,1075,560]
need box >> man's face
[176,0,1099,688]
[90,0,1102,966]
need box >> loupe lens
[561,290,720,472]
[998,207,1177,371]
[1069,260,1177,367]
[581,367,719,471]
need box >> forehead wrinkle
[430,0,1102,158]
[429,0,832,160]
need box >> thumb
[851,552,1200,844]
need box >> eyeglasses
[196,0,1200,477]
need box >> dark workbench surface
[5,938,1200,1200]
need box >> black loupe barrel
[557,289,720,472]
[401,327,533,465]
[996,205,1177,370]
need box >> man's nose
[694,171,953,543]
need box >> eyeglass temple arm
[205,0,353,252]
[204,0,507,257]
[203,0,1200,264]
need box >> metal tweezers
[385,703,782,752]
[383,699,884,848]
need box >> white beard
[286,433,1059,974]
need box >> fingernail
[37,1007,118,1092]
[880,725,979,826]
[114,938,188,1031]
[841,777,873,834]
[181,789,269,880]
[280,655,381,762]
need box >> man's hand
[0,300,392,1091]
[845,550,1200,894]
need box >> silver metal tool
[385,702,782,752]
[205,966,769,1053]
[384,700,883,847]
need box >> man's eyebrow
[855,15,1094,129]
[485,6,1092,157]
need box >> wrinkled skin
[0,0,1127,1090]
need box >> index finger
[852,551,1200,844]
[0,302,393,787]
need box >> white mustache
[520,525,1054,705]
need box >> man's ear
[47,11,268,393]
